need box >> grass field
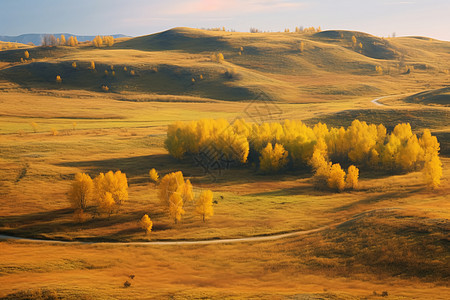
[0,28,449,299]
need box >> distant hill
[0,27,449,103]
[0,33,129,46]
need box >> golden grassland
[0,28,449,299]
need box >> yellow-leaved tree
[139,214,153,235]
[24,50,29,59]
[178,179,194,203]
[69,173,94,210]
[310,139,331,188]
[259,143,289,173]
[195,190,214,222]
[60,35,66,46]
[94,171,128,214]
[158,171,196,222]
[67,36,78,47]
[103,36,114,47]
[423,155,442,189]
[158,171,186,206]
[169,193,185,223]
[93,35,103,47]
[327,163,346,191]
[149,168,159,183]
[345,165,359,190]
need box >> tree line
[165,119,442,189]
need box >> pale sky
[1,0,449,40]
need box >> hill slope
[0,27,449,102]
[0,33,129,46]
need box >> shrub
[56,75,62,83]
[139,214,153,234]
[149,168,159,183]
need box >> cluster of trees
[295,26,321,33]
[154,170,214,223]
[68,171,129,219]
[42,34,78,46]
[165,119,443,189]
[92,35,114,48]
[211,52,224,62]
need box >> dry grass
[0,27,449,299]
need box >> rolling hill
[0,33,129,46]
[0,27,449,103]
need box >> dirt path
[371,96,387,106]
[0,226,328,246]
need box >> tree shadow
[330,187,425,212]
[57,154,200,184]
[0,206,170,240]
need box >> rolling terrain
[0,28,449,299]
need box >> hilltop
[0,33,129,46]
[0,27,449,103]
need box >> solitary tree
[60,35,66,46]
[90,61,95,70]
[56,75,62,83]
[149,168,159,183]
[299,41,305,53]
[24,50,29,59]
[139,214,153,235]
[69,173,94,210]
[195,190,214,222]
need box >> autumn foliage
[259,143,289,173]
[93,36,114,48]
[157,171,212,223]
[196,190,214,222]
[139,214,153,234]
[165,119,442,189]
[94,171,128,214]
[149,168,159,183]
[69,173,94,210]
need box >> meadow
[0,28,449,299]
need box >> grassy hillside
[0,27,449,102]
[404,86,450,106]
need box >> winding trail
[371,96,388,106]
[0,226,329,246]
[0,208,390,246]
